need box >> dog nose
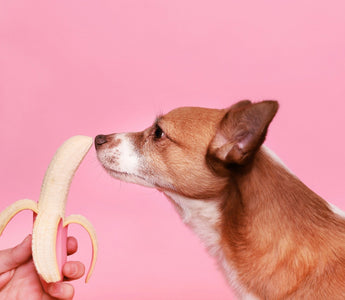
[95,135,108,148]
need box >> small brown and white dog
[95,100,345,299]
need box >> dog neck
[164,146,342,298]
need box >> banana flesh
[0,135,98,283]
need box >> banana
[0,135,98,283]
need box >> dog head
[95,100,278,199]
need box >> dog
[95,100,345,299]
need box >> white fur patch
[164,191,222,255]
[113,133,140,175]
[97,133,155,188]
[164,191,257,299]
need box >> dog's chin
[104,167,156,188]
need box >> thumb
[0,235,32,274]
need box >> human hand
[0,235,85,300]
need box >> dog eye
[154,125,165,139]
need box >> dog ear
[207,100,279,167]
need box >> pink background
[1,0,345,299]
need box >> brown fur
[219,151,345,299]
[96,100,345,298]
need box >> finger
[0,235,32,274]
[0,269,15,290]
[66,236,78,256]
[47,282,74,300]
[62,261,85,280]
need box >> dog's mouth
[104,167,145,181]
[96,152,172,191]
[103,166,156,188]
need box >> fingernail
[67,263,77,276]
[22,235,31,245]
[48,283,62,295]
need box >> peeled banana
[0,135,98,283]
